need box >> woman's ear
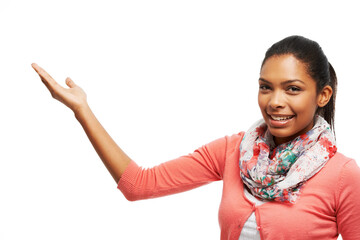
[317,85,333,107]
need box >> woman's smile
[267,113,296,128]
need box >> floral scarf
[239,115,337,203]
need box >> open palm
[32,63,88,114]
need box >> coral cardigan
[117,132,360,240]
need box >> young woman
[32,35,360,239]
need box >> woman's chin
[266,128,298,145]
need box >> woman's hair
[261,35,337,132]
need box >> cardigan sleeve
[117,135,229,201]
[336,159,360,239]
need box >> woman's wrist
[74,103,92,122]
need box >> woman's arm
[32,63,228,200]
[117,134,229,201]
[74,104,131,183]
[32,63,130,183]
[336,159,360,239]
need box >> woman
[32,35,360,239]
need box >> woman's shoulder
[328,152,358,169]
[217,131,245,153]
[332,152,360,231]
[199,132,245,164]
[226,131,245,143]
[325,152,360,184]
[204,131,245,151]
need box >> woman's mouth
[268,114,295,127]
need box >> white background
[0,0,358,239]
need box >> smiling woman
[32,35,360,240]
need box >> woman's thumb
[65,77,76,88]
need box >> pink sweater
[117,132,360,240]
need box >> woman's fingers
[31,63,53,83]
[65,77,76,88]
[31,63,63,93]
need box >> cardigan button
[256,226,261,231]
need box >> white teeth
[271,115,294,121]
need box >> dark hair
[261,35,337,133]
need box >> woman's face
[258,54,320,145]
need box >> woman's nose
[269,90,285,109]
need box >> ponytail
[317,62,337,134]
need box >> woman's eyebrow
[259,78,305,85]
[259,78,271,83]
[283,79,305,85]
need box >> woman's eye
[259,85,270,91]
[288,86,301,92]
